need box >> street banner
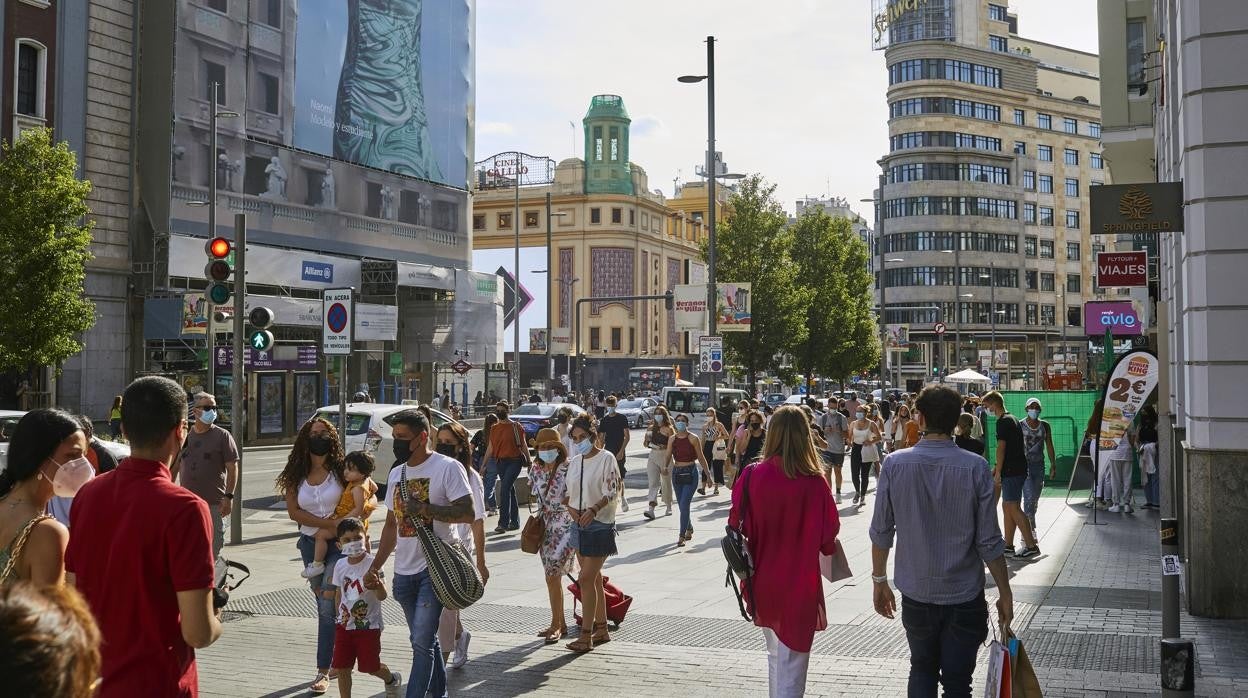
[550,328,571,356]
[1097,351,1160,457]
[885,324,910,349]
[529,328,548,353]
[673,284,707,333]
[716,283,752,332]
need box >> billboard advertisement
[716,283,752,332]
[1084,301,1142,337]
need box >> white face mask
[575,439,593,455]
[340,539,366,557]
[46,456,94,498]
[654,414,665,424]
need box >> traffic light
[932,366,941,376]
[664,290,674,310]
[204,237,233,305]
[248,305,275,352]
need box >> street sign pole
[323,288,355,446]
[229,213,246,545]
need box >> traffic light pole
[572,291,673,396]
[230,213,246,545]
[206,81,220,400]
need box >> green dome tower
[582,95,633,195]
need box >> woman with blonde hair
[530,428,576,644]
[701,407,731,496]
[728,406,842,696]
[642,406,675,520]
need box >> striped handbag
[399,465,485,610]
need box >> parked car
[763,393,787,407]
[614,397,658,428]
[0,410,130,472]
[508,402,587,443]
[312,403,459,485]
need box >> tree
[0,129,96,374]
[788,211,880,390]
[706,175,810,389]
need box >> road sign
[451,359,472,375]
[322,288,354,355]
[699,335,723,374]
[496,267,532,329]
[934,322,946,335]
[248,330,274,352]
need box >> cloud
[631,115,668,139]
[478,121,515,136]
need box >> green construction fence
[982,390,1100,485]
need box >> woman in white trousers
[643,406,674,520]
[1107,425,1137,513]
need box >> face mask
[856,411,866,420]
[751,422,763,430]
[1027,409,1040,419]
[575,439,593,455]
[538,449,559,463]
[495,411,508,420]
[340,539,366,557]
[558,414,568,423]
[198,409,217,425]
[674,421,687,432]
[654,414,665,424]
[47,456,94,498]
[392,438,412,463]
[435,443,459,458]
[307,435,332,456]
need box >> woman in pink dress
[729,405,841,697]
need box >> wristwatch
[871,574,889,584]
[222,493,235,500]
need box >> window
[989,35,1009,52]
[888,97,999,121]
[609,127,620,161]
[1023,171,1036,191]
[496,212,512,230]
[1023,203,1037,224]
[204,61,226,104]
[1063,117,1078,134]
[589,328,601,351]
[1026,270,1038,290]
[472,214,485,231]
[629,209,635,226]
[1067,274,1081,293]
[887,162,1010,185]
[1064,148,1079,165]
[1091,153,1104,169]
[593,126,603,162]
[1065,178,1079,197]
[260,0,281,27]
[882,231,1016,254]
[1065,210,1081,229]
[1040,240,1055,258]
[1026,303,1038,325]
[887,59,1001,88]
[1014,109,1025,126]
[1039,207,1054,226]
[610,327,622,351]
[1041,305,1056,325]
[1013,141,1026,155]
[590,208,601,224]
[1089,122,1102,138]
[611,208,622,224]
[1127,18,1147,94]
[1066,242,1081,260]
[1041,273,1056,292]
[1038,113,1052,130]
[890,131,1001,151]
[15,42,45,117]
[881,196,1017,220]
[524,211,540,228]
[1068,305,1082,327]
[1025,236,1037,257]
[258,72,279,114]
[989,4,1008,21]
[206,0,227,11]
[1038,145,1052,161]
[1039,175,1053,194]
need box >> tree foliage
[706,175,811,388]
[788,211,880,387]
[0,129,96,373]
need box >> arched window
[14,39,48,120]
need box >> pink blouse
[728,455,841,652]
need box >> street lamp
[543,195,570,396]
[940,248,961,372]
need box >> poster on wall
[258,374,286,435]
[529,328,548,353]
[885,324,910,349]
[295,374,320,426]
[182,293,207,336]
[715,283,752,332]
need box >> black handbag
[398,465,485,610]
[721,464,756,621]
[672,465,697,487]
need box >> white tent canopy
[945,368,992,383]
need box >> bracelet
[222,493,234,500]
[871,574,888,584]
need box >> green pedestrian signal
[249,330,274,352]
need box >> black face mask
[435,443,459,458]
[392,438,412,463]
[558,414,568,423]
[307,435,333,457]
[495,411,508,420]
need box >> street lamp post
[941,247,960,373]
[544,194,569,396]
[194,81,238,400]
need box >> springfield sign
[871,0,952,49]
[1090,182,1185,235]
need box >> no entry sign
[322,288,354,355]
[1097,251,1148,288]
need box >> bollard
[1160,518,1180,639]
[1160,638,1195,696]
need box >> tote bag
[399,465,485,610]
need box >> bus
[628,366,676,395]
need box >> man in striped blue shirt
[869,385,1014,697]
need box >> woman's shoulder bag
[398,464,485,610]
[721,464,756,621]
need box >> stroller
[566,574,633,628]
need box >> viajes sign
[1089,182,1184,235]
[1096,251,1148,287]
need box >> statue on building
[232,159,243,192]
[418,192,432,226]
[379,184,394,220]
[321,166,336,209]
[171,145,185,181]
[261,156,287,200]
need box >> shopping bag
[984,638,1011,698]
[819,540,853,583]
[1008,633,1043,698]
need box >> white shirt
[565,450,620,524]
[297,474,344,537]
[332,553,385,631]
[386,452,472,575]
[455,468,485,545]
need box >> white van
[660,386,748,433]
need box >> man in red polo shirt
[67,376,222,697]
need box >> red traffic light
[206,237,231,259]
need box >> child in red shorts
[331,517,402,697]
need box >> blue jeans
[673,466,697,537]
[901,592,989,698]
[394,570,446,698]
[496,457,525,529]
[296,533,342,670]
[1145,470,1160,506]
[482,457,499,511]
[1023,461,1045,520]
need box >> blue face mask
[575,439,593,455]
[654,414,665,424]
[198,409,217,425]
[538,449,559,463]
[674,421,688,432]
[1026,409,1040,419]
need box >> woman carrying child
[301,450,380,579]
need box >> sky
[474,0,1100,221]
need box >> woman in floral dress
[531,428,576,643]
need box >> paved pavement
[200,440,1248,697]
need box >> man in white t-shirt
[365,410,473,698]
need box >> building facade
[794,196,874,249]
[1098,0,1248,617]
[472,95,719,393]
[874,0,1111,389]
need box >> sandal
[543,625,568,644]
[309,673,330,695]
[591,621,611,645]
[566,633,594,653]
[676,539,686,547]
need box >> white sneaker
[836,492,843,504]
[1108,504,1121,513]
[300,561,325,579]
[1123,503,1134,513]
[620,495,630,513]
[665,504,672,516]
[384,672,402,698]
[643,506,655,520]
[450,630,471,669]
